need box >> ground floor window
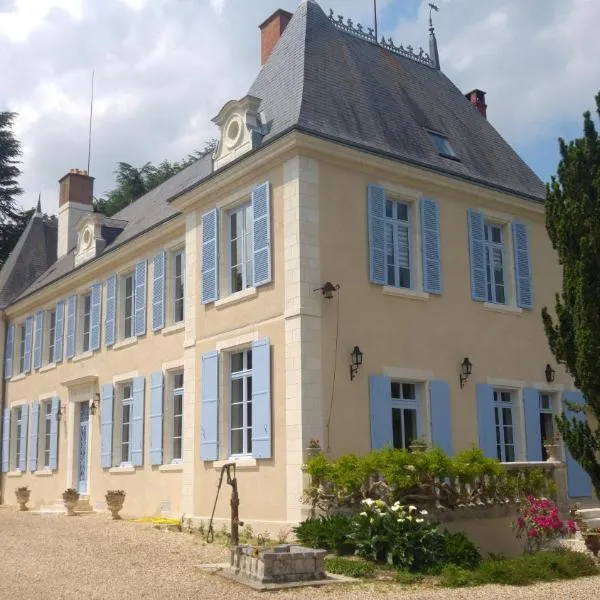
[171,372,184,462]
[11,405,24,470]
[42,401,53,468]
[493,390,516,462]
[120,382,133,464]
[230,349,253,456]
[539,392,555,461]
[391,382,419,449]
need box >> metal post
[373,0,378,40]
[226,463,240,547]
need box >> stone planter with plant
[62,488,80,516]
[15,486,31,511]
[105,489,126,520]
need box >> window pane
[231,402,243,429]
[231,353,243,373]
[540,413,554,442]
[504,445,516,462]
[231,266,243,293]
[402,383,416,400]
[391,382,401,399]
[399,268,411,289]
[231,430,243,455]
[173,438,182,461]
[385,200,393,218]
[396,225,410,269]
[500,392,512,403]
[247,399,252,427]
[247,429,252,455]
[392,408,403,449]
[491,226,502,244]
[246,350,252,371]
[231,379,244,405]
[173,415,183,438]
[397,203,408,222]
[502,407,513,426]
[403,408,417,447]
[174,373,184,390]
[540,394,552,411]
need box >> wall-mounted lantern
[349,346,364,381]
[459,357,472,389]
[90,392,100,416]
[545,364,556,384]
[314,281,340,300]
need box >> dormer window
[428,131,457,159]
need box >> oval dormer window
[82,228,92,247]
[225,116,242,149]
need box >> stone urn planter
[105,490,126,520]
[582,532,600,557]
[544,443,561,462]
[62,488,80,516]
[305,440,321,460]
[15,486,31,511]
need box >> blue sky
[2,0,598,211]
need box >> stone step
[578,508,600,520]
[584,517,600,530]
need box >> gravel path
[1,507,599,599]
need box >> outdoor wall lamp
[314,281,340,300]
[90,393,100,416]
[545,364,556,384]
[56,403,63,422]
[459,357,473,389]
[350,346,364,381]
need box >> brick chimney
[259,8,293,65]
[465,89,487,119]
[57,169,94,258]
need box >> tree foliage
[0,111,31,270]
[542,92,600,498]
[94,138,217,217]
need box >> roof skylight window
[428,131,457,159]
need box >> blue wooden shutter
[201,209,219,304]
[252,338,272,459]
[369,375,393,449]
[105,275,117,347]
[131,376,145,466]
[90,283,102,351]
[134,260,147,337]
[49,397,59,470]
[523,387,542,461]
[201,351,219,460]
[100,384,114,468]
[18,404,28,471]
[4,323,14,379]
[33,311,44,370]
[152,251,166,332]
[476,383,496,458]
[65,295,77,358]
[368,184,386,285]
[29,401,39,472]
[149,371,164,465]
[467,209,487,301]
[252,182,272,287]
[420,198,442,294]
[54,301,64,362]
[563,391,593,497]
[1,407,10,472]
[429,380,452,455]
[512,222,533,309]
[24,316,33,373]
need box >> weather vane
[429,3,439,29]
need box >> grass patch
[131,516,181,526]
[394,570,424,584]
[324,557,375,579]
[439,550,599,588]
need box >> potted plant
[582,527,600,557]
[15,486,31,511]
[306,439,321,458]
[409,437,428,453]
[62,488,80,516]
[543,432,562,462]
[105,489,126,520]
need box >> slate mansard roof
[3,0,544,308]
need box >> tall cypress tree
[542,92,600,499]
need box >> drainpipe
[0,309,5,504]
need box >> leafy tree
[94,138,217,217]
[542,92,600,498]
[0,111,28,269]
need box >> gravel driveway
[1,507,599,599]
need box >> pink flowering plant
[514,496,577,554]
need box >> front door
[77,403,89,494]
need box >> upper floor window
[122,273,135,340]
[385,199,411,289]
[484,222,506,304]
[230,349,253,457]
[391,382,419,449]
[493,390,516,462]
[17,323,26,374]
[47,309,57,364]
[172,250,185,324]
[429,131,457,159]
[120,382,134,464]
[229,203,253,294]
[81,292,92,353]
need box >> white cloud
[0,0,597,213]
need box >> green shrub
[439,531,482,570]
[439,550,599,588]
[293,515,354,555]
[324,557,375,579]
[394,570,424,584]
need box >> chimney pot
[259,8,293,65]
[466,89,487,119]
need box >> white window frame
[390,381,420,449]
[384,198,412,290]
[484,221,507,305]
[492,389,517,462]
[17,322,26,375]
[39,400,53,469]
[80,291,92,353]
[46,308,57,364]
[10,405,24,470]
[113,382,134,466]
[229,348,253,458]
[170,371,184,463]
[120,272,135,341]
[227,202,254,295]
[171,249,185,325]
